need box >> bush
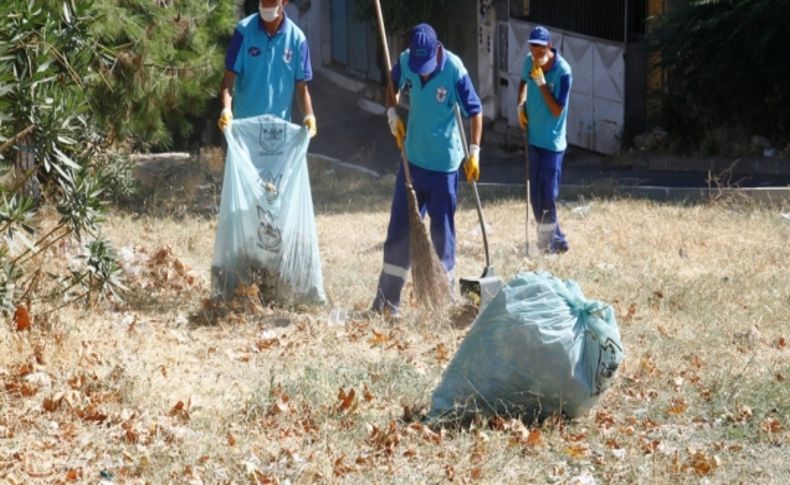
[653,0,790,151]
[0,1,125,314]
[89,0,235,149]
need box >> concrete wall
[284,0,323,68]
[428,0,504,120]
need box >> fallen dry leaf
[368,330,390,347]
[13,306,31,331]
[168,400,190,422]
[624,302,637,321]
[42,394,63,412]
[362,384,374,402]
[432,343,450,363]
[565,444,588,458]
[256,338,279,351]
[685,450,720,476]
[337,387,357,413]
[666,396,688,415]
[333,455,354,477]
[595,410,616,428]
[367,421,401,455]
[526,429,542,446]
[761,418,782,434]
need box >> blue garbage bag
[211,115,326,305]
[429,271,623,421]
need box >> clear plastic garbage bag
[211,115,326,305]
[429,271,623,422]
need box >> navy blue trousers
[528,144,569,253]
[372,163,458,313]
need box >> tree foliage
[89,0,235,149]
[0,0,236,316]
[0,0,123,313]
[653,0,790,145]
[353,0,450,36]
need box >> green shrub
[653,0,790,149]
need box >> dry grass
[1,157,788,484]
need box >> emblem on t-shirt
[404,79,412,92]
[248,46,261,57]
[436,86,447,103]
[259,119,287,154]
[283,48,293,63]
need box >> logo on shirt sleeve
[436,86,448,103]
[248,46,261,57]
[283,48,293,63]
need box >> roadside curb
[310,153,790,203]
[467,182,790,204]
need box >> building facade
[281,0,661,156]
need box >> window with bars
[509,0,647,43]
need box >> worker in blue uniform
[372,23,483,315]
[218,0,317,137]
[517,25,572,253]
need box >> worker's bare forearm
[470,113,483,146]
[220,71,235,111]
[517,80,527,106]
[296,82,314,118]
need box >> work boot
[370,271,405,315]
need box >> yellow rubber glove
[531,64,546,87]
[303,114,317,138]
[518,102,528,130]
[464,144,480,182]
[217,108,232,132]
[386,107,405,150]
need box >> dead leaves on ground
[13,305,32,331]
[120,245,205,294]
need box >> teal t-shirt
[226,14,312,121]
[395,48,481,172]
[521,50,572,152]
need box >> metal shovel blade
[460,266,504,310]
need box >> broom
[373,0,450,311]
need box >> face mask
[535,53,549,67]
[259,5,280,22]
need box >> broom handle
[454,106,491,269]
[373,0,414,187]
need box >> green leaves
[0,0,124,314]
[353,0,450,36]
[88,0,234,149]
[653,0,790,144]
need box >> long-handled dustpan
[455,107,504,309]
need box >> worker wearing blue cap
[517,25,572,253]
[372,23,483,315]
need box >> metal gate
[500,20,625,155]
[330,0,380,82]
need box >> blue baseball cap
[528,26,551,46]
[408,23,439,76]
